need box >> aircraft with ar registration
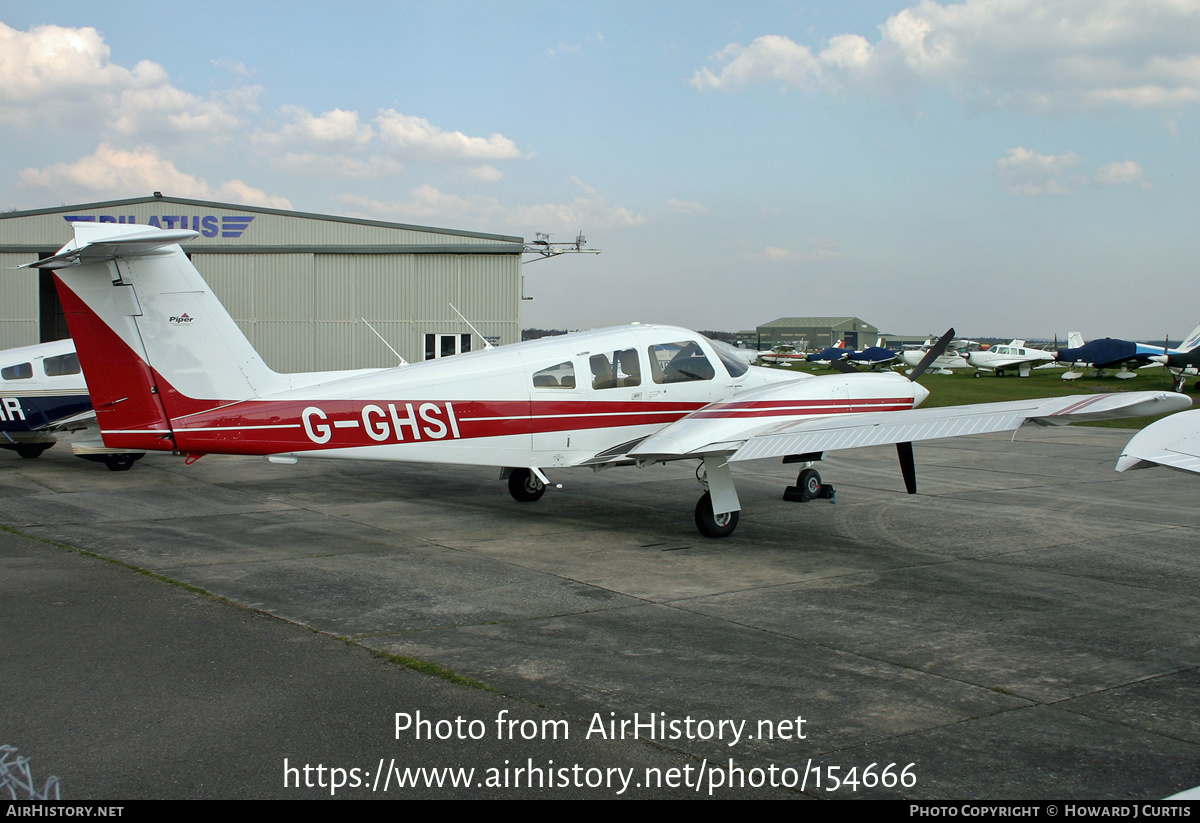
[0,337,143,469]
[23,223,1193,538]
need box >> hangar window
[533,361,576,389]
[425,333,472,360]
[2,362,33,380]
[648,342,715,384]
[43,353,81,376]
[589,349,640,390]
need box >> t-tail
[21,223,293,452]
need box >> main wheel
[507,468,546,502]
[104,453,140,472]
[797,468,822,502]
[14,443,52,459]
[694,492,739,538]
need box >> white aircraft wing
[1116,409,1200,474]
[629,390,1192,463]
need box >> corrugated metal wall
[0,200,522,370]
[0,253,37,349]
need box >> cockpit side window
[1,362,32,380]
[589,349,640,390]
[648,341,715,384]
[43,353,81,377]
[533,361,576,389]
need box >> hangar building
[0,194,524,371]
[739,316,881,351]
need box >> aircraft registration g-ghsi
[24,224,1194,537]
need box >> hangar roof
[0,193,524,254]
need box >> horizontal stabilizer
[18,227,198,269]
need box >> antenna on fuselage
[361,318,408,366]
[449,303,494,350]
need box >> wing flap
[732,391,1190,463]
[1116,409,1200,473]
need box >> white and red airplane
[24,224,1193,537]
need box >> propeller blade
[908,328,956,382]
[897,441,917,494]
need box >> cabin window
[43,353,81,377]
[588,349,640,390]
[1,362,32,380]
[532,361,576,389]
[648,342,715,384]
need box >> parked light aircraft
[806,341,849,364]
[846,339,899,370]
[0,338,90,459]
[1148,349,1200,392]
[899,338,977,375]
[1057,324,1200,381]
[1117,410,1200,474]
[966,341,1057,378]
[758,345,806,366]
[25,224,1192,537]
[0,338,143,469]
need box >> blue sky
[2,1,1198,340]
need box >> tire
[694,492,739,538]
[104,453,140,472]
[14,443,52,459]
[507,468,546,502]
[797,468,822,502]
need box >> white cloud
[0,22,258,137]
[665,199,709,215]
[1095,159,1148,186]
[742,238,842,263]
[252,105,374,150]
[465,164,504,182]
[690,0,1200,112]
[17,144,292,209]
[996,148,1150,194]
[336,178,645,231]
[375,110,523,161]
[995,147,1083,194]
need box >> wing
[628,386,1192,463]
[1116,409,1200,474]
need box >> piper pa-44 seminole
[23,224,1193,537]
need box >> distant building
[748,317,880,351]
[0,194,523,371]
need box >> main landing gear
[75,453,145,472]
[506,468,546,502]
[694,492,738,538]
[782,468,836,504]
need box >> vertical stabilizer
[25,223,291,450]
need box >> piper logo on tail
[169,314,194,325]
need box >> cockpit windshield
[702,336,750,378]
